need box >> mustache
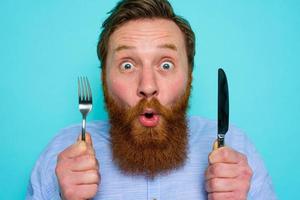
[107,94,190,130]
[123,98,172,123]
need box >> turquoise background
[0,0,299,199]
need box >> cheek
[159,75,188,105]
[107,77,138,106]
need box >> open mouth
[144,112,154,118]
[139,109,160,127]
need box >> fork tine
[81,76,84,101]
[84,77,87,101]
[78,77,82,102]
[86,77,92,102]
[81,76,85,102]
[82,76,87,101]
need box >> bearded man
[26,0,277,199]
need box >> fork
[78,76,93,141]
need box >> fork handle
[81,115,86,141]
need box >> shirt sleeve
[25,126,80,200]
[25,133,71,200]
[26,158,44,200]
[25,152,62,200]
[244,135,278,200]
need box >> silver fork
[78,76,93,141]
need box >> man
[26,0,276,199]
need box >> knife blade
[217,68,229,148]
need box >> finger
[82,133,95,155]
[71,170,100,185]
[208,192,236,200]
[206,178,235,193]
[59,141,87,160]
[70,154,99,171]
[205,163,239,180]
[77,132,93,146]
[74,184,99,199]
[212,140,218,151]
[209,147,242,164]
[86,145,95,156]
[84,133,93,146]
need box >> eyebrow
[114,43,178,53]
[157,43,177,51]
[114,45,135,52]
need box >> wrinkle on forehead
[115,29,171,39]
[113,43,177,54]
[109,19,185,50]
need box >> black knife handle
[217,134,225,148]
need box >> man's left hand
[205,146,253,200]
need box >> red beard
[103,75,192,178]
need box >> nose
[137,67,158,99]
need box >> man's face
[105,18,189,112]
[103,18,191,177]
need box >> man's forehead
[108,19,185,51]
[113,43,178,53]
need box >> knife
[217,68,229,148]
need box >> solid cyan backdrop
[1,0,299,199]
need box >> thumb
[212,139,227,151]
[77,132,95,155]
[62,141,87,159]
[79,132,95,155]
[84,132,93,147]
[212,139,218,151]
[77,132,93,145]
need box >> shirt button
[153,199,157,200]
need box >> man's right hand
[55,133,100,200]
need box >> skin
[55,133,100,200]
[55,19,252,199]
[205,143,253,200]
[105,19,189,107]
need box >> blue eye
[160,61,174,70]
[121,62,134,71]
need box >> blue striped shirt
[26,116,277,199]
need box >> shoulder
[187,115,252,152]
[33,120,110,168]
[44,120,110,161]
[48,120,110,152]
